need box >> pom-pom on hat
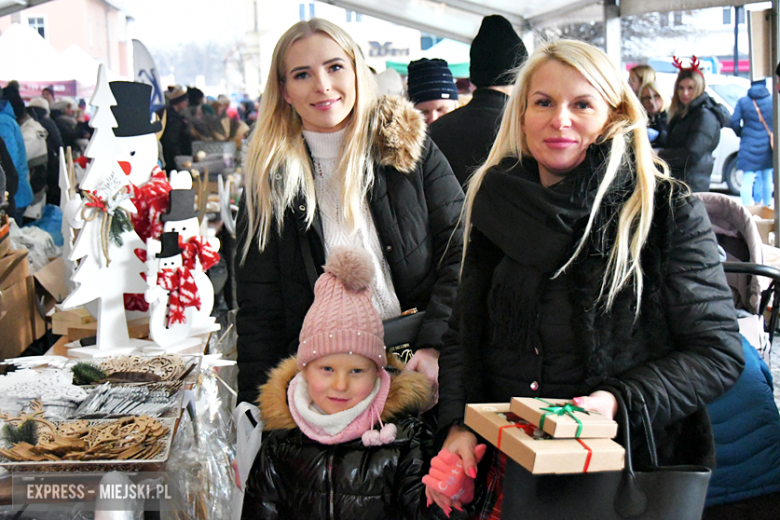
[407,58,459,104]
[470,15,527,87]
[297,246,386,370]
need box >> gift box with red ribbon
[464,403,624,474]
[510,397,619,439]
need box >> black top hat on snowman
[109,81,163,137]
[158,231,183,259]
[161,189,198,222]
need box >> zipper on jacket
[328,449,335,520]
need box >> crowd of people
[233,13,779,520]
[0,81,259,225]
[628,60,776,205]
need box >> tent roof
[320,0,757,42]
[0,0,54,18]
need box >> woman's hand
[425,426,481,516]
[404,348,439,387]
[573,390,617,420]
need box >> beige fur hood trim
[257,354,434,431]
[373,95,427,173]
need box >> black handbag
[382,310,426,353]
[500,391,712,520]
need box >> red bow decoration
[672,55,704,77]
[125,166,172,313]
[157,267,201,327]
[181,236,220,271]
[128,165,172,243]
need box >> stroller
[695,192,780,519]
[695,192,780,361]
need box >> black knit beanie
[407,58,459,104]
[470,15,528,88]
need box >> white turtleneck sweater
[302,129,402,320]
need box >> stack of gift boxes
[465,397,625,474]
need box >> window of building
[299,3,316,21]
[420,33,444,51]
[723,7,745,25]
[26,16,46,38]
[673,11,683,26]
[346,10,362,22]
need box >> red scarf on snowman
[125,165,173,312]
[181,236,220,271]
[156,267,200,327]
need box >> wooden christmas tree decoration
[61,65,149,357]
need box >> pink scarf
[287,368,395,446]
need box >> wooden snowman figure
[146,231,198,347]
[108,81,172,313]
[161,172,220,332]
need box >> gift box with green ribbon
[510,397,619,439]
[465,403,625,474]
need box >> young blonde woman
[234,19,464,405]
[638,79,669,146]
[657,65,730,192]
[429,40,743,517]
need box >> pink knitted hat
[297,246,386,370]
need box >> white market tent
[0,22,71,81]
[0,23,121,97]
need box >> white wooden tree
[61,65,147,353]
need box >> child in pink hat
[241,246,460,520]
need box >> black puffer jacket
[242,357,459,520]
[235,96,464,404]
[658,92,730,192]
[428,88,509,186]
[438,144,744,468]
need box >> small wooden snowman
[161,171,220,331]
[145,231,198,347]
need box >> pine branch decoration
[71,362,107,386]
[109,209,133,247]
[2,419,38,447]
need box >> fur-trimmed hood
[372,95,426,173]
[258,354,434,431]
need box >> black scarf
[471,141,634,350]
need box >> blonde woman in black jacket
[235,19,463,405]
[429,40,744,516]
[657,66,730,192]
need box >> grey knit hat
[407,58,458,104]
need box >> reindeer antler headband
[672,56,704,77]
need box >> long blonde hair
[668,69,705,120]
[240,19,379,262]
[463,39,670,312]
[629,64,656,90]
